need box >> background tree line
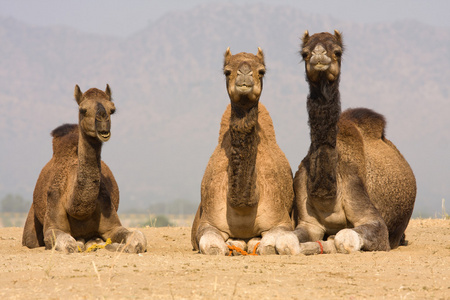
[0,194,30,212]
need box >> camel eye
[334,50,342,58]
[79,108,87,115]
[110,108,116,115]
[301,50,309,60]
[258,69,266,76]
[223,69,231,76]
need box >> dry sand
[0,219,449,299]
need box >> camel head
[223,47,266,111]
[74,84,116,142]
[301,30,344,83]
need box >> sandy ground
[0,219,449,299]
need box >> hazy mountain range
[1,3,449,215]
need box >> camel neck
[227,105,259,208]
[67,131,102,219]
[305,78,341,200]
[307,79,341,150]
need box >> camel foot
[84,238,103,251]
[46,234,78,253]
[275,231,301,255]
[123,230,147,253]
[76,238,86,252]
[247,238,261,254]
[104,242,122,252]
[258,230,300,255]
[257,233,277,255]
[227,239,247,256]
[299,240,337,255]
[199,232,228,256]
[334,229,363,254]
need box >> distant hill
[0,3,449,215]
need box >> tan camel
[191,48,300,255]
[22,85,147,253]
[293,31,416,254]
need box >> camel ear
[74,85,83,105]
[105,84,112,101]
[256,47,264,64]
[334,29,343,45]
[224,47,232,66]
[302,30,310,45]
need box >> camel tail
[341,108,386,140]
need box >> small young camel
[191,48,300,256]
[293,30,416,254]
[22,85,147,253]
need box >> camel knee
[22,222,43,248]
[22,233,41,249]
[389,231,407,249]
[22,207,44,248]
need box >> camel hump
[340,108,386,140]
[51,123,78,138]
[51,124,79,158]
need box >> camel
[22,85,147,253]
[191,48,300,255]
[293,30,416,254]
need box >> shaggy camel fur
[191,48,300,255]
[293,31,416,254]
[22,85,147,253]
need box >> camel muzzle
[95,121,111,142]
[95,104,111,142]
[236,63,254,93]
[310,44,332,71]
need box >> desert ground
[0,219,449,299]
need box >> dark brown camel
[191,48,300,255]
[22,85,147,253]
[293,30,416,254]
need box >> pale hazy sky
[1,0,449,37]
